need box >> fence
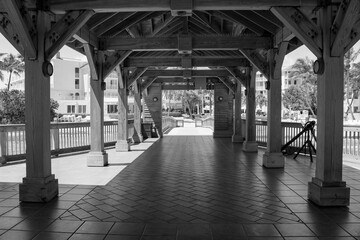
[0,120,134,163]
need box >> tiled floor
[1,134,360,239]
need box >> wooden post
[232,82,243,142]
[0,130,7,164]
[308,5,350,206]
[262,44,287,168]
[133,82,143,143]
[243,67,258,152]
[19,11,58,202]
[115,67,130,151]
[87,52,108,166]
[143,83,163,137]
[213,82,233,138]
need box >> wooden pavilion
[0,0,358,206]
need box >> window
[288,80,291,85]
[75,92,80,100]
[75,68,79,78]
[67,105,75,113]
[259,82,263,86]
[107,104,118,113]
[294,80,297,85]
[260,74,263,78]
[353,91,358,99]
[354,106,359,113]
[78,105,86,114]
[75,79,79,89]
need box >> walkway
[0,131,360,239]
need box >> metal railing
[0,120,134,163]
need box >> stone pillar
[213,82,233,138]
[243,67,258,152]
[308,5,350,206]
[20,11,58,202]
[132,82,143,143]
[143,83,163,137]
[116,67,130,151]
[232,82,243,142]
[262,49,285,168]
[87,53,108,166]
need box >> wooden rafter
[271,7,322,58]
[150,15,175,36]
[193,11,222,34]
[344,19,360,53]
[46,10,94,60]
[87,12,118,30]
[2,0,36,58]
[331,0,360,56]
[158,20,183,36]
[225,67,248,86]
[140,77,158,90]
[240,49,269,79]
[104,36,271,51]
[235,10,278,34]
[73,24,98,46]
[253,11,283,28]
[93,12,135,36]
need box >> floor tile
[341,223,360,236]
[109,223,145,235]
[0,217,24,229]
[76,221,114,234]
[44,219,84,233]
[68,233,106,240]
[307,224,351,237]
[32,232,72,240]
[0,230,37,240]
[275,224,316,237]
[143,223,177,236]
[243,224,281,237]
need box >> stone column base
[19,174,58,202]
[132,134,144,144]
[308,178,350,206]
[263,151,284,168]
[243,141,258,152]
[116,140,131,152]
[232,134,244,143]
[213,130,233,138]
[87,151,108,167]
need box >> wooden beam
[103,50,132,79]
[273,41,288,79]
[46,10,94,60]
[124,56,250,67]
[218,77,236,93]
[236,10,278,34]
[150,15,175,36]
[193,11,222,34]
[73,24,98,47]
[0,13,25,55]
[142,69,232,77]
[240,49,269,79]
[162,85,195,90]
[87,13,118,30]
[140,77,158,90]
[344,19,360,53]
[84,44,98,80]
[225,67,248,86]
[128,67,148,86]
[331,0,360,56]
[217,11,264,35]
[155,77,196,83]
[104,36,272,51]
[46,0,317,13]
[2,0,36,58]
[271,7,322,58]
[93,12,135,36]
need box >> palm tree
[344,47,360,120]
[0,53,25,91]
[0,53,6,82]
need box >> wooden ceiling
[0,0,342,89]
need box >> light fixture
[313,57,324,75]
[265,81,270,90]
[42,61,53,77]
[218,96,224,101]
[153,97,158,102]
[101,82,106,91]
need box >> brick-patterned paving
[1,136,360,239]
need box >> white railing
[343,125,360,155]
[197,117,214,130]
[0,120,134,163]
[162,116,178,132]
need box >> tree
[0,54,25,91]
[0,89,59,124]
[182,90,201,114]
[288,57,317,116]
[0,53,6,81]
[162,90,182,115]
[283,85,307,111]
[255,92,267,110]
[344,47,360,120]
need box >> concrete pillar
[20,11,58,202]
[308,5,350,206]
[243,67,258,152]
[262,49,285,168]
[143,83,163,137]
[232,82,243,142]
[87,53,108,166]
[132,83,143,143]
[116,67,130,151]
[213,82,233,138]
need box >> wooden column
[308,5,350,206]
[243,67,258,152]
[213,82,233,138]
[262,44,287,168]
[116,67,130,151]
[232,82,243,142]
[19,11,58,202]
[143,83,163,137]
[87,52,108,166]
[133,82,143,143]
